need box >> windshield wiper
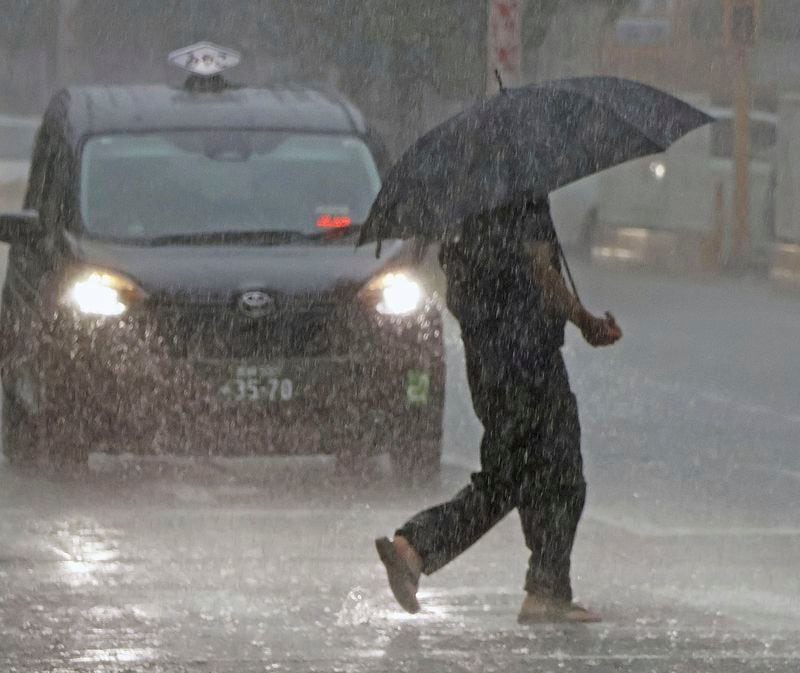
[141,225,363,246]
[144,230,309,246]
[304,223,363,241]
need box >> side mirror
[0,210,41,245]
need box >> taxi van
[0,44,444,479]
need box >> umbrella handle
[555,238,581,305]
[494,69,505,92]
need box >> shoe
[517,593,602,624]
[375,537,421,614]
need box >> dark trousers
[397,342,586,601]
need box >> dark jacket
[440,200,566,377]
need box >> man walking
[376,198,622,623]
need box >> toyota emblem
[238,290,275,318]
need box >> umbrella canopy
[358,76,714,249]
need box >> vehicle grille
[149,297,342,360]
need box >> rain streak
[0,2,798,672]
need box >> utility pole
[724,0,760,268]
[487,0,525,95]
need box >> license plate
[218,364,295,403]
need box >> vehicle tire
[1,386,40,466]
[390,438,442,486]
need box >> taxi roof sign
[168,42,241,77]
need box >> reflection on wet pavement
[1,455,798,673]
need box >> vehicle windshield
[79,131,381,242]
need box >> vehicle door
[1,128,73,359]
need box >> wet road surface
[2,258,799,671]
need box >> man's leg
[395,467,517,576]
[518,466,586,602]
[517,466,594,622]
[395,339,521,575]
[515,357,597,621]
[378,336,523,611]
[379,430,518,614]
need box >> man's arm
[525,241,622,347]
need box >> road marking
[613,364,800,426]
[588,509,800,538]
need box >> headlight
[64,269,145,317]
[649,161,666,180]
[367,271,424,316]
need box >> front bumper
[13,303,445,456]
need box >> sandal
[375,537,421,614]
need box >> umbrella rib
[538,77,710,149]
[563,88,671,152]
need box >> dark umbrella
[358,76,714,251]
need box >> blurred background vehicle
[590,103,778,270]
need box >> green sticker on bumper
[406,370,430,405]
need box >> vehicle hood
[66,234,407,302]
